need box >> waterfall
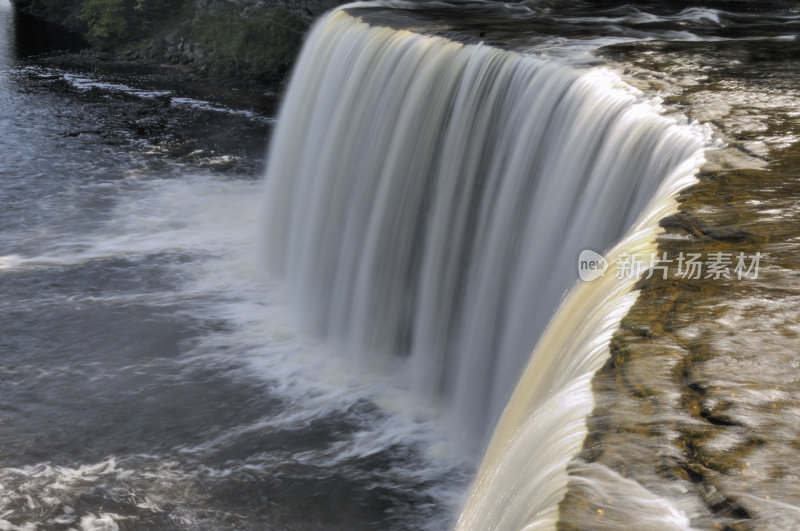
[455,149,704,527]
[262,6,704,486]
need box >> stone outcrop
[12,0,353,83]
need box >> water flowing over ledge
[261,7,707,527]
[457,152,706,529]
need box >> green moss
[25,0,187,48]
[182,5,305,82]
[79,0,130,42]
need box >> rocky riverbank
[12,0,350,94]
[559,31,800,530]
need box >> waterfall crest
[262,6,705,472]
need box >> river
[0,1,467,529]
[3,0,800,529]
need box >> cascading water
[456,152,706,529]
[263,7,704,459]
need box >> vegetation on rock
[12,0,343,82]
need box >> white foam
[1,163,468,526]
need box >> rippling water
[0,2,468,529]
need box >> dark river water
[0,1,469,529]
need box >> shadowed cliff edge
[10,0,351,89]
